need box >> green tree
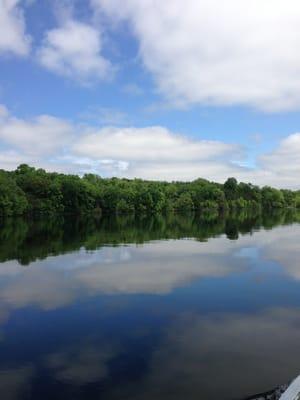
[224,177,238,200]
[261,187,285,209]
[174,192,194,211]
[0,171,28,216]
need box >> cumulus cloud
[71,126,246,181]
[122,159,243,183]
[0,109,74,157]
[1,104,300,187]
[37,18,112,84]
[93,0,300,111]
[0,150,33,171]
[73,126,239,162]
[72,125,300,185]
[258,133,300,187]
[0,0,31,56]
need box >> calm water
[1,211,300,400]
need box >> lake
[0,211,300,400]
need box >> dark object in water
[239,384,288,400]
[240,375,300,400]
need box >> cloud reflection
[114,308,300,400]
[46,342,119,385]
[0,365,34,400]
[0,224,299,316]
[0,239,245,315]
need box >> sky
[1,0,300,188]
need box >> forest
[0,164,300,217]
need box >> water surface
[1,211,300,400]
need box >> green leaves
[0,165,299,217]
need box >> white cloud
[123,160,243,183]
[72,126,244,181]
[221,133,300,188]
[0,106,74,156]
[67,126,300,185]
[0,150,32,171]
[1,104,300,187]
[73,126,239,162]
[0,0,31,56]
[93,0,300,111]
[37,19,112,84]
[260,133,300,184]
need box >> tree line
[0,164,300,217]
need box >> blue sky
[1,0,300,188]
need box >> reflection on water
[0,211,300,399]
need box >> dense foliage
[0,164,300,216]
